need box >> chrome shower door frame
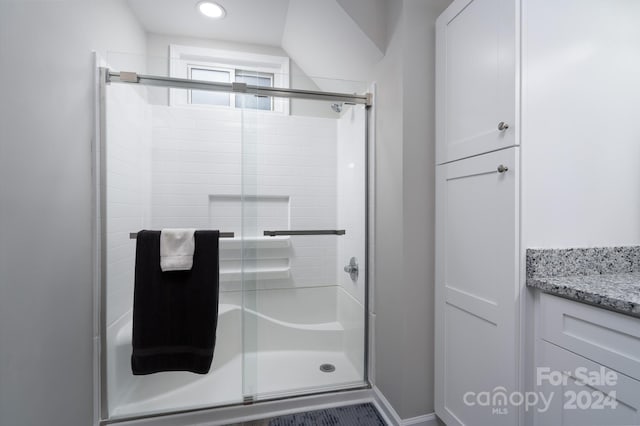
[94,67,374,425]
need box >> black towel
[131,230,219,375]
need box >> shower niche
[99,63,370,421]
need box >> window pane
[235,70,273,110]
[236,94,272,110]
[190,68,230,106]
[235,74,272,87]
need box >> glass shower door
[240,95,368,401]
[101,58,370,421]
[240,95,259,401]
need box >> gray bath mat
[266,403,386,425]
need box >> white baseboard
[372,386,402,425]
[372,386,439,426]
[403,412,438,426]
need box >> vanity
[527,248,640,425]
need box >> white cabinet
[435,0,521,424]
[435,147,520,426]
[538,292,640,380]
[534,294,640,426]
[435,0,517,164]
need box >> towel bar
[263,230,346,236]
[129,232,235,239]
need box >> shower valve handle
[344,257,359,281]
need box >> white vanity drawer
[535,340,640,426]
[539,292,640,381]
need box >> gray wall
[372,0,451,419]
[0,1,146,425]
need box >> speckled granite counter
[526,247,640,317]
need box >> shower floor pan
[108,287,365,419]
[111,350,362,418]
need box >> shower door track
[96,67,373,424]
[106,70,373,106]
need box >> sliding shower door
[239,95,368,402]
[101,61,369,422]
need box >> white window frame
[169,44,290,114]
[186,64,275,111]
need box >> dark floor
[229,403,387,426]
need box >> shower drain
[319,363,336,373]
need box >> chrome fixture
[344,257,359,281]
[106,70,373,106]
[129,231,235,239]
[263,229,346,236]
[498,121,509,131]
[497,165,509,174]
[319,363,336,373]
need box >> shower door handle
[263,230,346,236]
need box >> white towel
[160,229,196,272]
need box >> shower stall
[96,60,371,423]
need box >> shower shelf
[219,236,290,249]
[219,268,290,282]
[219,236,291,282]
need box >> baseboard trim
[403,412,438,426]
[372,386,402,425]
[372,386,439,426]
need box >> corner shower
[97,62,371,422]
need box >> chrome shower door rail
[106,70,373,106]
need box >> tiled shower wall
[150,105,339,291]
[106,85,152,327]
[336,106,366,306]
[336,106,366,376]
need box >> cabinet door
[436,0,517,164]
[536,340,640,426]
[435,147,520,426]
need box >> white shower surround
[150,104,340,292]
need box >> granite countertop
[526,247,640,318]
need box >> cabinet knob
[498,122,509,131]
[497,164,509,173]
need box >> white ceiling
[126,0,388,92]
[127,0,291,46]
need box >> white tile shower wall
[106,84,152,326]
[338,287,365,378]
[106,84,152,411]
[150,105,338,291]
[337,106,366,305]
[336,106,366,375]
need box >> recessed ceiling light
[197,1,226,19]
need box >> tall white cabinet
[435,0,520,424]
[435,148,520,426]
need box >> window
[234,70,273,110]
[188,66,274,111]
[189,67,231,106]
[170,45,290,114]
